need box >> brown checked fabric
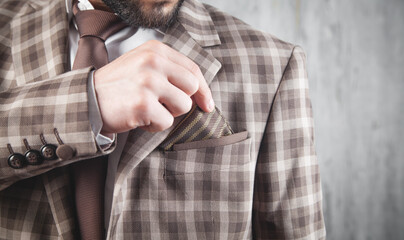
[160,105,234,151]
[0,0,326,239]
[70,3,126,240]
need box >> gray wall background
[200,0,404,239]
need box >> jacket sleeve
[0,68,112,190]
[252,46,326,239]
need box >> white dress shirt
[65,0,164,230]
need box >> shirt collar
[66,0,95,22]
[65,0,73,21]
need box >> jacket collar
[174,0,221,47]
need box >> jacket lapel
[161,0,222,85]
[11,0,69,85]
[111,0,223,224]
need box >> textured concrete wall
[200,0,404,239]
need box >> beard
[102,0,185,29]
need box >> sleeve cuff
[88,70,115,150]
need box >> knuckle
[173,97,192,117]
[146,39,159,46]
[137,72,156,90]
[129,102,153,128]
[162,115,174,130]
[127,101,148,128]
[197,80,210,97]
[136,99,151,114]
[184,97,193,112]
[146,40,164,51]
[126,119,139,129]
[131,94,151,115]
[135,77,148,90]
[188,79,199,95]
[149,114,173,133]
[142,52,160,69]
[189,62,202,76]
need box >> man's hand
[94,40,214,134]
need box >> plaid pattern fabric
[0,0,326,239]
[0,167,78,239]
[0,0,101,238]
[0,0,101,190]
[0,175,60,239]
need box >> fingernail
[208,99,215,112]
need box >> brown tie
[71,3,126,240]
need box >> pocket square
[159,105,234,151]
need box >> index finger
[153,43,215,112]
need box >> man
[0,0,326,239]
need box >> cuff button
[25,150,44,165]
[56,145,75,160]
[41,144,58,160]
[8,153,26,169]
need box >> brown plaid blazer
[0,0,326,239]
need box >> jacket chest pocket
[161,132,254,238]
[163,131,251,176]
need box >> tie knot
[73,3,127,41]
